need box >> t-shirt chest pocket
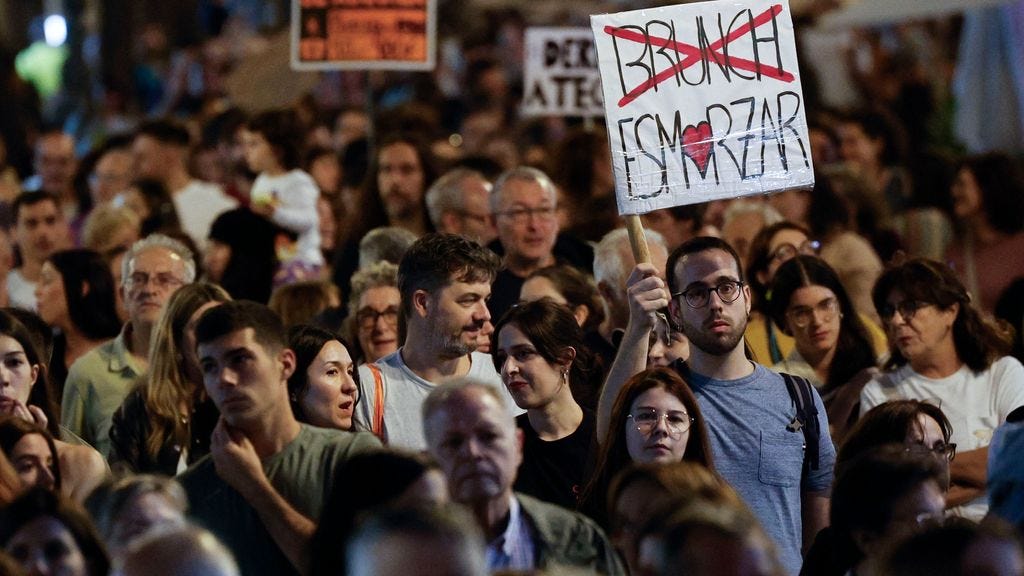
[758,430,805,486]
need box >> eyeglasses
[628,408,693,438]
[906,441,957,462]
[494,206,557,225]
[124,272,185,291]
[356,306,400,330]
[457,210,491,226]
[673,281,745,309]
[879,300,928,322]
[785,297,839,328]
[769,240,820,263]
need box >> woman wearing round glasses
[579,367,712,527]
[860,258,1024,520]
[746,222,888,368]
[767,256,879,443]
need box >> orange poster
[291,0,436,70]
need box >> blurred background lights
[44,14,67,47]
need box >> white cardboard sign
[521,27,605,117]
[591,0,814,215]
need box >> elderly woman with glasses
[860,257,1024,520]
[766,256,879,443]
[579,367,713,528]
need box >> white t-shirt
[250,170,323,266]
[6,269,37,310]
[173,180,238,249]
[861,356,1024,520]
[355,349,521,451]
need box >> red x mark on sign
[604,4,794,108]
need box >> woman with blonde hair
[109,283,231,474]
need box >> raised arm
[597,263,669,440]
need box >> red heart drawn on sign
[683,121,713,175]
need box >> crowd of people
[0,3,1023,576]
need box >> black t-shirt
[514,409,596,510]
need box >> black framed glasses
[672,281,745,309]
[356,306,400,330]
[879,300,928,322]
[627,408,693,438]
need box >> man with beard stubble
[598,236,835,575]
[354,233,519,450]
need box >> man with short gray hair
[62,233,195,457]
[422,379,624,575]
[425,168,496,245]
[486,166,592,321]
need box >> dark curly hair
[871,258,1013,371]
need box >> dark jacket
[108,386,219,475]
[517,493,626,575]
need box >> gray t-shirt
[684,363,835,575]
[179,424,381,576]
[356,349,518,450]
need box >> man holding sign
[591,1,831,573]
[599,238,834,574]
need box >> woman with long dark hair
[767,256,879,442]
[34,249,121,394]
[579,367,713,527]
[861,258,1024,519]
[0,311,105,503]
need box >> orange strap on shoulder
[367,363,385,441]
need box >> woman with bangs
[287,325,360,431]
[767,255,879,442]
[579,367,712,528]
[109,283,231,475]
[861,257,1024,520]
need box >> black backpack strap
[781,372,821,471]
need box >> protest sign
[522,27,605,117]
[291,0,436,71]
[591,0,814,215]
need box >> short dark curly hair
[397,233,500,319]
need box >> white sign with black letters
[522,27,605,117]
[591,0,814,215]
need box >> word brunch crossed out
[592,0,814,212]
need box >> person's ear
[29,363,39,387]
[412,290,430,318]
[668,297,683,330]
[279,348,296,381]
[80,281,90,297]
[596,280,615,310]
[440,211,461,235]
[572,304,590,328]
[558,346,577,369]
[742,283,752,316]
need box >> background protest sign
[591,0,814,215]
[522,27,605,117]
[291,0,436,71]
